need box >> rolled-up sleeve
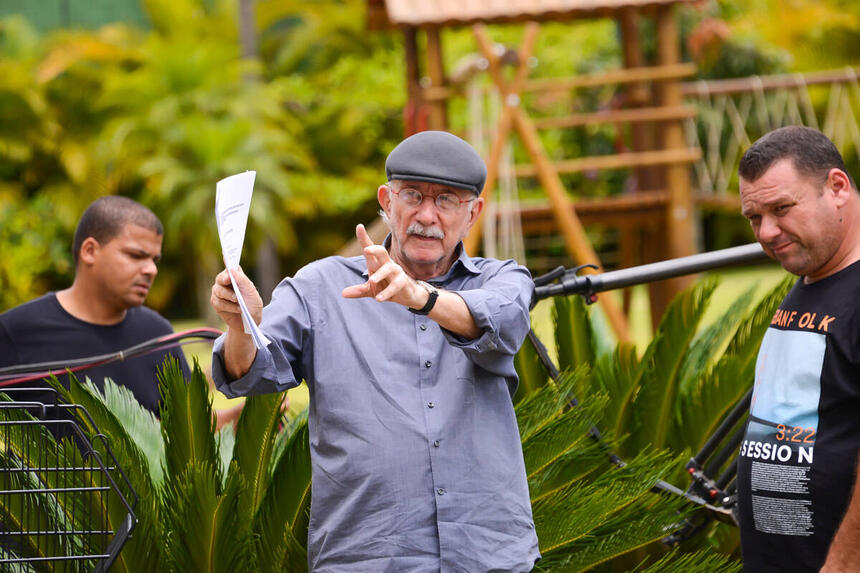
[442,260,533,378]
[211,276,313,397]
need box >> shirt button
[428,401,435,408]
[433,440,440,447]
[425,360,432,368]
[437,488,445,496]
[419,324,427,331]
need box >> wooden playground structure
[363,1,860,341]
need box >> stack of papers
[215,171,271,349]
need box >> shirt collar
[358,234,481,282]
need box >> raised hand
[341,224,428,310]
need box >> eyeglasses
[389,187,476,213]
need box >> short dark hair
[739,126,855,189]
[72,196,163,264]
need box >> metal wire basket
[0,388,137,572]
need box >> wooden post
[425,26,447,130]
[404,27,422,136]
[619,7,660,191]
[654,4,696,315]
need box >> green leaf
[253,416,312,573]
[230,392,285,523]
[628,280,717,454]
[163,461,255,573]
[553,295,596,372]
[159,358,221,490]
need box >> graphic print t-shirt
[737,261,860,572]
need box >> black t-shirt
[737,260,860,572]
[0,293,190,414]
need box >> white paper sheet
[215,171,271,348]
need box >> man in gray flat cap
[210,131,540,571]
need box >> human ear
[828,168,853,207]
[78,237,100,265]
[377,184,392,216]
[466,196,484,228]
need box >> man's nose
[756,216,781,243]
[414,195,439,220]
[142,258,158,278]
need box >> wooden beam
[531,105,697,130]
[513,147,701,177]
[421,63,697,102]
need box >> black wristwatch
[408,280,439,315]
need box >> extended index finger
[356,224,374,249]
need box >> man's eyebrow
[125,246,161,259]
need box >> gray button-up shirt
[213,245,540,572]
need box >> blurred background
[1,0,858,335]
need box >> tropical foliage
[514,274,794,565]
[0,347,752,571]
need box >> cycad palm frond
[94,376,164,485]
[722,275,793,362]
[634,548,742,572]
[533,449,686,571]
[230,392,285,518]
[590,342,640,432]
[677,283,754,395]
[675,276,793,453]
[159,358,221,493]
[53,374,164,573]
[628,279,717,454]
[514,330,552,403]
[515,366,587,442]
[253,415,312,573]
[554,295,596,371]
[163,461,255,573]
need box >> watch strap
[409,280,439,315]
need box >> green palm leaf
[515,367,586,442]
[674,276,793,455]
[553,295,596,372]
[253,415,312,573]
[635,548,742,572]
[159,358,221,491]
[52,375,163,573]
[677,282,754,395]
[628,279,717,454]
[163,461,254,573]
[230,392,285,517]
[591,342,641,433]
[513,331,551,403]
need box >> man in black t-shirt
[737,126,860,572]
[0,196,189,414]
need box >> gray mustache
[407,223,445,240]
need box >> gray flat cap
[385,131,487,194]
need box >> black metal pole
[534,242,769,301]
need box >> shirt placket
[415,311,449,562]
